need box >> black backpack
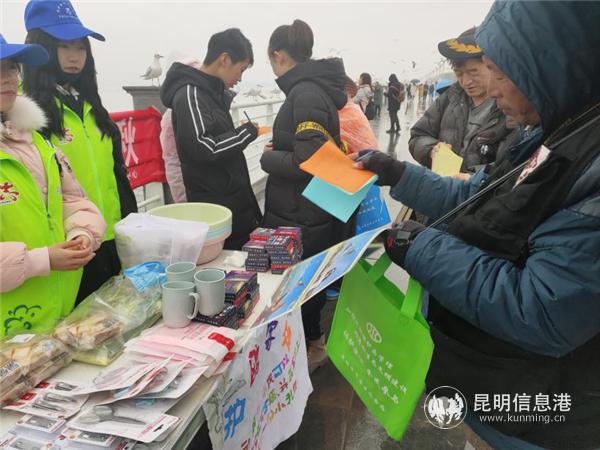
[362,98,377,120]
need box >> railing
[230,98,284,126]
[133,98,284,212]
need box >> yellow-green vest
[0,133,81,336]
[52,100,121,240]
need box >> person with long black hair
[0,33,105,335]
[22,0,137,302]
[261,19,353,372]
[386,74,404,134]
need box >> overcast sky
[2,0,493,111]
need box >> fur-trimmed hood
[0,95,47,140]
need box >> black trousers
[76,239,121,304]
[389,110,400,131]
[301,289,327,341]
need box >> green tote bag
[327,253,434,440]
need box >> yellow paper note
[432,144,464,176]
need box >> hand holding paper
[299,141,377,194]
[431,143,464,176]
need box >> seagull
[243,88,266,100]
[140,54,163,86]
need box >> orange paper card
[258,126,272,136]
[299,141,377,193]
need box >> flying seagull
[140,54,164,86]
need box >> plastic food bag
[339,102,378,154]
[1,334,69,375]
[53,262,164,365]
[0,334,72,405]
[114,213,209,269]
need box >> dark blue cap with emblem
[24,0,105,42]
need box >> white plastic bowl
[147,203,232,264]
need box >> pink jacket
[339,100,378,154]
[159,58,203,203]
[160,109,187,203]
[0,96,106,293]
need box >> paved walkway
[277,97,474,450]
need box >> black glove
[358,150,405,186]
[237,121,259,142]
[383,220,426,268]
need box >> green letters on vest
[0,133,81,335]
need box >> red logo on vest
[0,182,19,205]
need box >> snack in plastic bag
[1,334,68,374]
[53,262,164,365]
[27,351,73,387]
[0,334,72,405]
[73,313,160,366]
[1,377,33,406]
[54,313,123,351]
[0,353,24,393]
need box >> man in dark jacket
[355,2,600,448]
[409,28,512,172]
[160,29,261,250]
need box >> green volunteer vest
[0,133,82,336]
[52,100,122,241]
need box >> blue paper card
[302,175,378,222]
[355,185,391,234]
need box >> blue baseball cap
[24,0,105,42]
[0,34,49,65]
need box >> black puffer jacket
[409,82,512,171]
[260,58,353,257]
[160,63,261,250]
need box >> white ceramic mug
[162,281,200,328]
[166,261,197,283]
[194,268,226,316]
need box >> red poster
[110,107,167,189]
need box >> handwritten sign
[204,309,311,450]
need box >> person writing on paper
[0,34,105,336]
[353,2,600,448]
[409,27,513,173]
[160,29,261,250]
[261,19,352,372]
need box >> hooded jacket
[409,82,512,171]
[260,58,352,257]
[0,96,105,293]
[160,63,261,250]
[389,2,600,448]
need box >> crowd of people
[1,1,599,449]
